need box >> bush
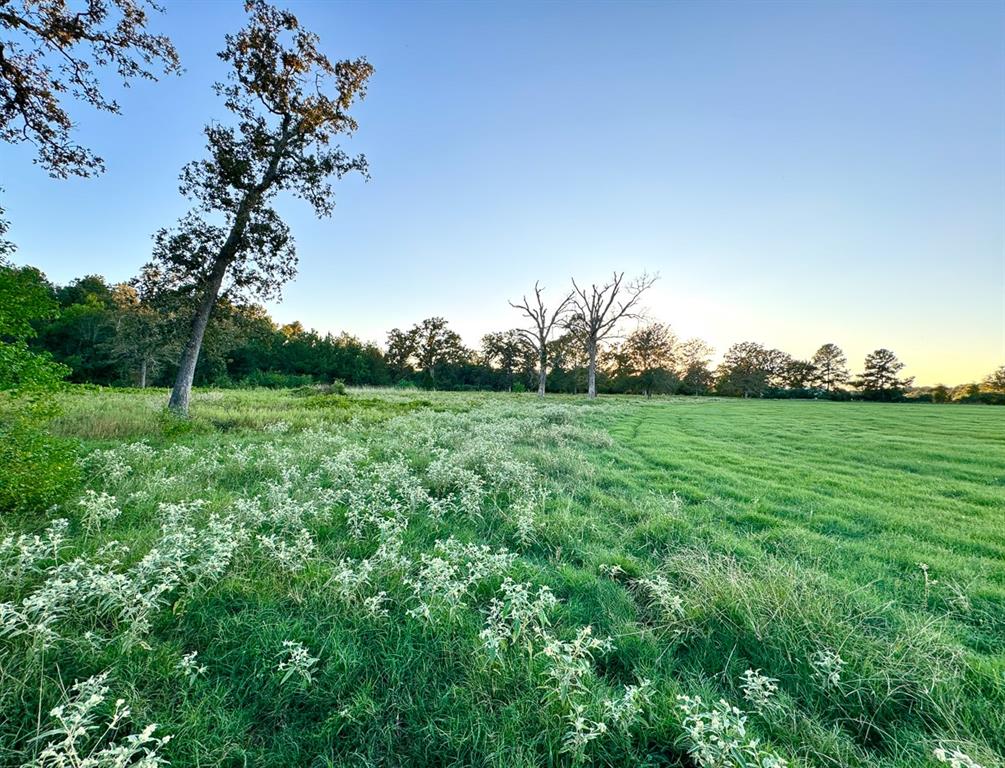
[292,380,347,397]
[0,403,78,517]
[238,371,317,389]
[0,260,78,517]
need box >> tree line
[11,265,1005,404]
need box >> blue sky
[3,0,1003,384]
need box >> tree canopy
[0,0,179,177]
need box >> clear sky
[3,0,1003,385]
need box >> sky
[3,0,1004,386]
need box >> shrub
[291,380,346,397]
[238,371,316,389]
[1,260,80,518]
[0,405,78,517]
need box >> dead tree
[569,272,657,398]
[509,281,573,397]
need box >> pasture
[2,389,1002,767]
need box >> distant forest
[17,267,1005,404]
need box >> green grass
[2,389,1002,768]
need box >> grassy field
[2,389,1003,768]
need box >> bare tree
[568,272,657,398]
[509,281,573,397]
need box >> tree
[103,277,177,387]
[35,274,119,383]
[0,0,179,177]
[783,359,817,390]
[0,258,67,393]
[0,201,12,257]
[481,330,535,391]
[622,322,677,397]
[811,343,849,393]
[568,272,657,398]
[855,348,913,401]
[676,337,714,395]
[763,349,793,389]
[716,342,777,398]
[409,317,468,386]
[385,317,468,388]
[150,0,372,415]
[982,365,1005,393]
[931,384,951,404]
[0,258,76,514]
[509,281,573,397]
[385,327,415,381]
[954,382,981,402]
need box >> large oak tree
[716,341,791,398]
[150,0,373,415]
[385,317,469,387]
[676,337,714,395]
[481,329,536,391]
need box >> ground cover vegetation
[0,388,1002,767]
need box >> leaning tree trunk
[587,338,598,399]
[166,182,265,415]
[139,358,147,389]
[167,253,232,415]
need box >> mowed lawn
[551,397,1004,764]
[590,398,1005,648]
[4,390,1003,768]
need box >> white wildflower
[740,668,779,711]
[479,578,557,659]
[78,491,121,533]
[178,650,208,685]
[25,671,172,768]
[933,747,985,768]
[599,563,626,579]
[604,679,653,731]
[277,640,319,686]
[540,626,613,704]
[810,649,845,690]
[677,694,788,768]
[257,528,316,573]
